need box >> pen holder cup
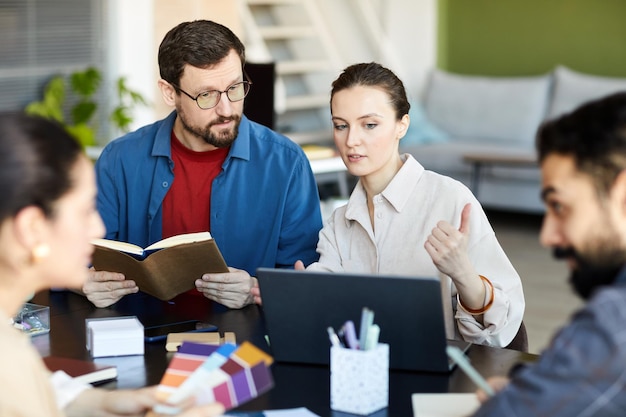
[330,343,389,415]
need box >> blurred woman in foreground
[0,112,224,417]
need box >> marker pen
[446,345,495,397]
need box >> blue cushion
[401,100,449,147]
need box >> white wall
[107,0,156,132]
[317,0,436,98]
[109,0,437,132]
[385,0,437,99]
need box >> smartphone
[144,320,218,343]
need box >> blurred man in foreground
[474,92,626,416]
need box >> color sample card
[156,342,222,402]
[154,341,274,414]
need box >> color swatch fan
[154,341,274,414]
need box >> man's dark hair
[158,20,246,86]
[537,91,626,197]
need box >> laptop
[256,268,471,373]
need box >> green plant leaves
[67,123,96,147]
[25,67,147,148]
[72,101,97,125]
[25,76,66,122]
[110,106,133,133]
[116,77,147,105]
[70,67,101,97]
[112,76,148,133]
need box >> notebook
[411,393,480,417]
[256,268,470,373]
[43,356,117,385]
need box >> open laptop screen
[257,268,465,372]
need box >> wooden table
[30,290,537,417]
[463,151,537,196]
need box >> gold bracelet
[457,275,494,315]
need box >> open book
[91,232,229,301]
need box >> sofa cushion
[423,69,551,144]
[400,100,449,147]
[548,65,626,120]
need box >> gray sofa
[400,66,626,213]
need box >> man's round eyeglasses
[172,80,252,110]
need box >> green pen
[446,345,495,396]
[364,324,380,351]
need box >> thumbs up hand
[424,203,475,283]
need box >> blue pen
[343,320,359,349]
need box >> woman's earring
[31,244,50,264]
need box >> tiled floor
[486,210,584,354]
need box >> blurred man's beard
[178,109,241,148]
[553,244,626,300]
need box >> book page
[145,231,213,251]
[224,409,320,417]
[91,238,144,256]
[412,393,480,417]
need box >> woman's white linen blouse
[308,154,525,347]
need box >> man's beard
[553,245,626,300]
[178,108,241,148]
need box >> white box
[86,316,144,357]
[330,343,389,415]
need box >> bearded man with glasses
[84,20,323,309]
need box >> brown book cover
[91,233,229,300]
[43,356,117,385]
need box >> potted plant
[25,67,147,148]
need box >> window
[0,0,108,133]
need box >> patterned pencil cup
[330,343,389,415]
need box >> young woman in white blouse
[297,63,525,347]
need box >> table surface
[31,290,536,417]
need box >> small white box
[86,316,144,358]
[330,343,389,415]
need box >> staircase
[237,0,344,146]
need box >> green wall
[437,0,626,77]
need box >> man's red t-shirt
[162,132,229,298]
[162,131,229,239]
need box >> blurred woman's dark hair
[0,112,82,220]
